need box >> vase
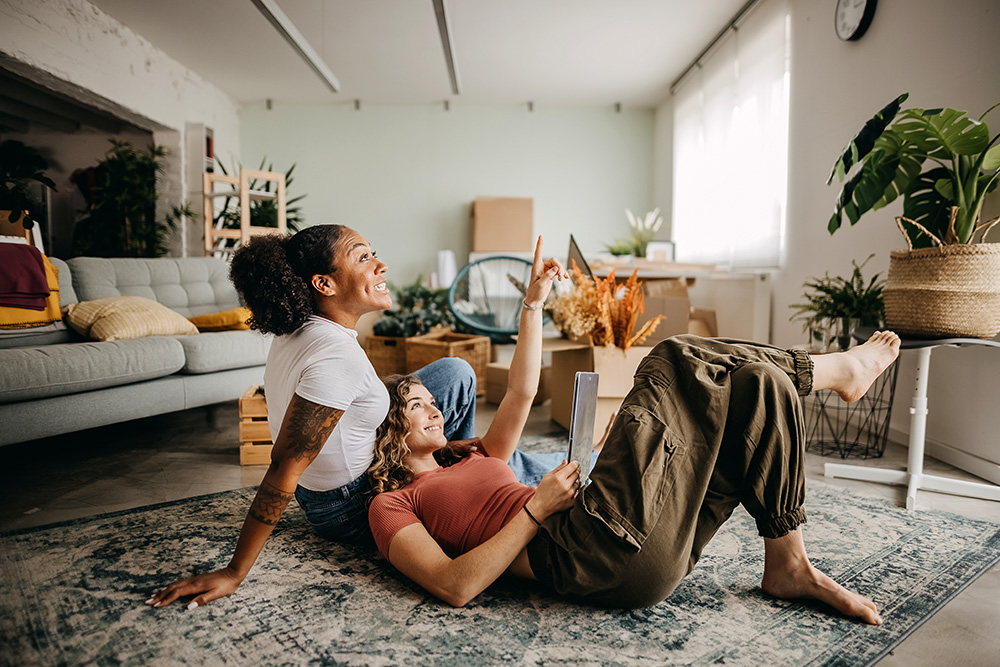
[883,244,1000,339]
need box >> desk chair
[825,327,1000,510]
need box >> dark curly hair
[229,225,346,336]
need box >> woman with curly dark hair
[367,238,900,624]
[146,225,560,611]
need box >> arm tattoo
[248,479,295,526]
[285,397,344,463]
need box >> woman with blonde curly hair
[367,237,900,625]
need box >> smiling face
[402,383,447,454]
[324,228,391,315]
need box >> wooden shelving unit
[203,168,286,255]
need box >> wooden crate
[239,384,273,465]
[363,335,410,377]
[405,331,491,396]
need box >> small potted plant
[605,208,664,258]
[365,277,455,377]
[827,93,1000,338]
[0,139,57,232]
[790,256,886,352]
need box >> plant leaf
[829,152,899,233]
[896,107,990,157]
[901,167,954,246]
[828,93,908,185]
[982,144,1000,172]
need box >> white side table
[824,329,1000,510]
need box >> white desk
[825,330,1000,509]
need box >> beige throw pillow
[63,296,198,341]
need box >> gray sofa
[0,256,270,446]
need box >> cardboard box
[635,278,691,342]
[470,197,533,252]
[486,361,550,405]
[545,338,651,435]
[688,307,718,338]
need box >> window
[672,0,790,269]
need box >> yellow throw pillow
[187,306,252,332]
[63,296,198,341]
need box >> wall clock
[835,0,877,41]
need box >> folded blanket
[0,256,62,330]
[0,244,49,310]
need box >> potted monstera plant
[827,93,1000,338]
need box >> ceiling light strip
[433,0,462,95]
[250,0,341,94]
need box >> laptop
[567,371,600,487]
[567,234,594,284]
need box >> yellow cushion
[63,296,198,341]
[187,306,252,332]
[0,256,62,330]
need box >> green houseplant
[605,208,663,257]
[790,255,886,351]
[0,139,57,229]
[827,93,1000,338]
[372,277,454,338]
[72,140,190,258]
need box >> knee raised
[434,357,475,389]
[739,362,796,398]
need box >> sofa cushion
[0,337,185,403]
[64,296,199,341]
[176,330,271,374]
[68,257,241,317]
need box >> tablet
[567,371,600,487]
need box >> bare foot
[819,330,901,402]
[761,559,882,625]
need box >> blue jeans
[296,357,566,542]
[294,473,372,544]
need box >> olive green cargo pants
[527,335,813,608]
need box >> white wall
[0,0,242,256]
[241,103,654,283]
[656,0,1000,481]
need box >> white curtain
[672,0,790,269]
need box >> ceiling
[86,0,748,108]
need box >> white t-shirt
[263,315,389,491]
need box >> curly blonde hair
[367,374,419,498]
[367,374,480,501]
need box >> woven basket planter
[884,243,1000,339]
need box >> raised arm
[147,393,343,610]
[479,236,567,462]
[386,460,580,607]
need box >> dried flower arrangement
[547,261,666,351]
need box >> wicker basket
[405,331,491,396]
[884,243,1000,339]
[364,335,410,377]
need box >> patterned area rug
[2,435,999,667]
